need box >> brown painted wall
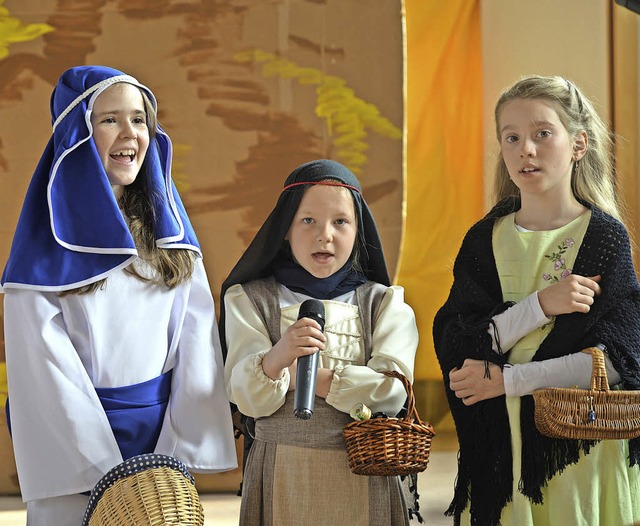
[0,0,404,495]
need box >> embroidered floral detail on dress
[543,238,575,283]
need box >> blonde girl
[434,75,640,526]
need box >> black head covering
[220,159,390,355]
[222,159,389,293]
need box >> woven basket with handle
[342,370,435,476]
[533,346,640,440]
[83,454,204,526]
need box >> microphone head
[297,299,325,331]
[294,408,313,420]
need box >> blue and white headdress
[1,65,200,292]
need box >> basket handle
[582,346,609,392]
[382,370,422,422]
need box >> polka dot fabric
[82,454,198,526]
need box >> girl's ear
[573,130,588,161]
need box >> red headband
[281,181,362,194]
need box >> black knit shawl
[219,159,391,359]
[433,197,640,526]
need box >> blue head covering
[1,65,200,292]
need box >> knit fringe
[519,395,596,502]
[402,473,424,523]
[445,392,512,526]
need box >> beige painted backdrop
[0,0,404,494]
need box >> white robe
[4,258,237,514]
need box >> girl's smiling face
[90,82,150,199]
[287,184,358,279]
[498,98,584,199]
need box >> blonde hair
[61,86,195,296]
[492,75,622,222]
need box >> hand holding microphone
[294,299,325,420]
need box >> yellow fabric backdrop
[398,0,484,381]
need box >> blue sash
[5,370,172,461]
[95,370,173,460]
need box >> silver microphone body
[294,299,325,420]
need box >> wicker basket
[82,454,204,526]
[342,371,435,476]
[533,346,640,440]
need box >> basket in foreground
[533,346,640,440]
[343,371,435,476]
[83,454,204,526]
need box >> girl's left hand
[287,364,334,398]
[314,368,334,399]
[449,359,505,405]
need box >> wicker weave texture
[343,371,435,476]
[88,466,204,526]
[533,347,640,440]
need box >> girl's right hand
[261,317,326,381]
[537,274,601,317]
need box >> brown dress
[229,278,415,526]
[240,397,409,526]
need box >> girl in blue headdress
[1,65,237,524]
[221,159,419,525]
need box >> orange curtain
[397,0,484,381]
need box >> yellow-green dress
[460,210,640,526]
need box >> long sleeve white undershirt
[489,292,621,397]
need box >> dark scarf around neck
[273,256,367,299]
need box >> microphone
[294,299,325,420]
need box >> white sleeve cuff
[489,292,550,353]
[504,351,622,397]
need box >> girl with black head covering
[221,159,419,525]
